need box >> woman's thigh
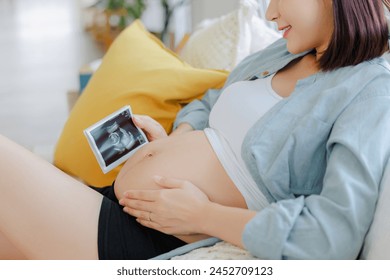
[0,229,26,260]
[0,135,102,259]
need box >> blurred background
[0,0,243,152]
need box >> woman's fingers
[153,175,187,189]
[119,177,210,235]
[132,114,152,130]
[132,115,167,141]
[120,198,160,223]
[122,189,157,202]
[124,207,150,220]
[119,196,154,210]
[121,200,164,230]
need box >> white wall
[191,0,239,28]
[155,0,274,47]
[142,0,192,46]
[190,0,275,30]
[166,0,240,46]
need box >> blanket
[171,241,259,260]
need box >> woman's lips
[282,26,292,38]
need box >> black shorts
[91,184,186,260]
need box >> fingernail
[133,116,141,123]
[153,175,163,182]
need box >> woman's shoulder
[338,56,390,76]
[364,56,390,73]
[357,57,390,95]
[325,57,390,98]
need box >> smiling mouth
[280,25,292,38]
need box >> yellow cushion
[54,20,228,187]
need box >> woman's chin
[286,41,308,55]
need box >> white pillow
[360,162,390,259]
[179,0,280,71]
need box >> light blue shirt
[162,39,390,259]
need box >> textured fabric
[180,0,280,71]
[170,241,259,260]
[174,38,390,259]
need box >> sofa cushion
[179,0,280,71]
[360,162,390,259]
[54,20,228,187]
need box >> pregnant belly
[114,130,247,243]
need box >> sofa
[41,0,390,259]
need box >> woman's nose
[265,0,280,22]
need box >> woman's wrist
[196,201,230,236]
[197,202,257,248]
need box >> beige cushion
[179,0,280,71]
[360,162,390,259]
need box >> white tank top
[204,73,282,210]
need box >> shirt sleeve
[242,94,390,259]
[173,88,222,130]
[172,39,289,131]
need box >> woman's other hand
[132,115,168,142]
[119,176,211,235]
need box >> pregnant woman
[1,0,390,260]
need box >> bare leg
[0,135,103,259]
[0,229,26,260]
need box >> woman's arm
[173,88,222,131]
[198,199,257,248]
[123,95,390,259]
[241,95,390,260]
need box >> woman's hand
[119,176,211,235]
[132,115,168,142]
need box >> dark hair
[319,0,389,71]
